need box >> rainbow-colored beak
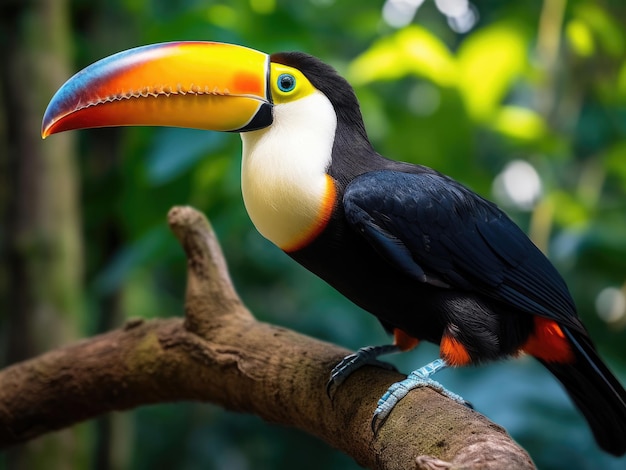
[42,42,273,138]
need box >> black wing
[343,170,581,331]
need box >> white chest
[240,92,337,251]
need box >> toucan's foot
[371,358,469,432]
[327,344,399,398]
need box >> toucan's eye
[277,73,296,93]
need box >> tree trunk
[0,0,85,468]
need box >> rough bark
[0,206,536,470]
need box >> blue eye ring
[277,73,296,92]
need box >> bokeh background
[2,0,626,469]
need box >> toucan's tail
[540,328,626,456]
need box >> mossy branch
[0,206,535,469]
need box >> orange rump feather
[393,328,420,352]
[440,335,472,366]
[522,316,574,363]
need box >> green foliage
[27,0,626,468]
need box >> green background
[2,0,626,469]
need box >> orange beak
[42,41,273,138]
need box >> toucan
[42,41,626,455]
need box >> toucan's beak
[42,41,273,138]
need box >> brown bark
[0,206,536,470]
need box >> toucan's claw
[326,344,399,398]
[371,358,470,434]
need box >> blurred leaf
[206,4,240,29]
[574,2,625,58]
[249,0,276,15]
[146,128,228,185]
[604,141,626,186]
[93,227,170,296]
[618,61,626,102]
[549,190,591,228]
[456,23,528,121]
[490,105,547,141]
[348,26,456,87]
[566,19,595,58]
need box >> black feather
[344,170,581,328]
[542,327,626,455]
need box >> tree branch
[0,206,535,469]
